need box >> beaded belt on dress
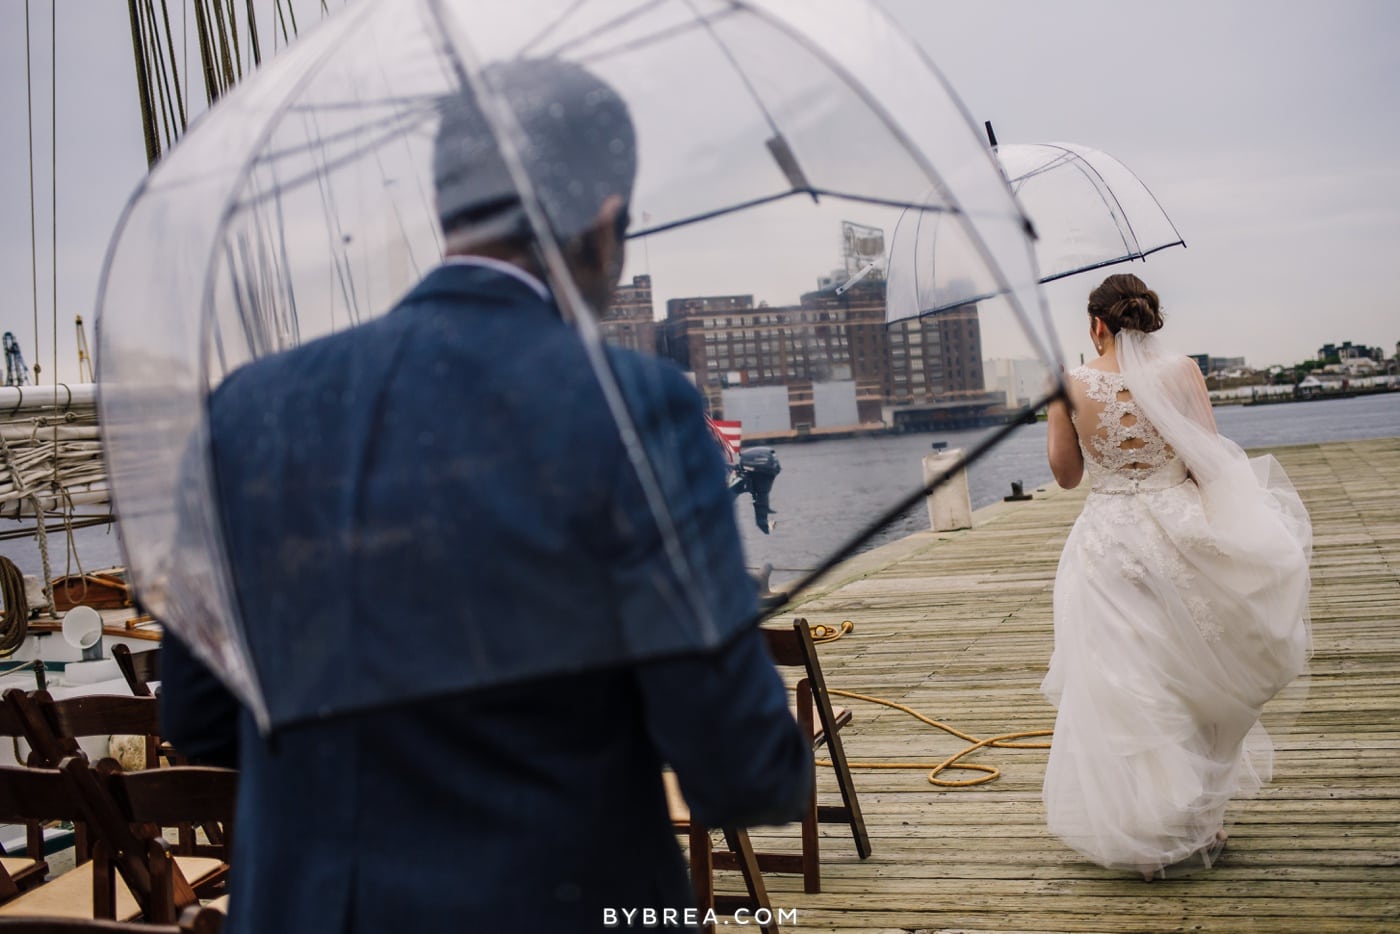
[1086,459,1187,495]
[1090,474,1190,495]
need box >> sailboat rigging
[4,0,784,646]
[1,2,338,632]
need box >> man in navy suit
[160,58,811,932]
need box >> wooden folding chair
[4,691,162,772]
[0,762,144,921]
[4,690,168,864]
[0,705,48,893]
[756,617,871,894]
[110,646,160,699]
[58,756,234,925]
[662,773,778,934]
[93,648,185,781]
[5,690,221,860]
[95,759,234,864]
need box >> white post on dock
[923,448,973,532]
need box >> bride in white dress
[1041,274,1312,880]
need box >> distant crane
[75,316,94,383]
[2,333,29,387]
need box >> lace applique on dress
[1067,367,1220,641]
[1069,366,1174,477]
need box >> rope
[273,0,290,47]
[23,0,40,385]
[31,508,53,619]
[158,0,187,129]
[48,0,60,604]
[0,423,55,616]
[49,0,56,391]
[211,0,238,88]
[193,0,220,106]
[0,412,107,515]
[141,0,175,153]
[808,619,854,644]
[132,0,163,158]
[802,620,1052,788]
[244,0,262,68]
[0,557,30,657]
[55,488,90,610]
[818,688,1051,788]
[221,0,243,79]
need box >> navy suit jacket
[160,262,812,933]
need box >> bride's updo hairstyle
[1087,273,1163,334]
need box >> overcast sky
[2,1,1397,383]
[881,0,1400,368]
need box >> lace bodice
[1070,365,1184,493]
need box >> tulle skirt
[1041,458,1310,873]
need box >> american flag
[706,416,742,465]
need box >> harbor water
[738,391,1400,586]
[3,393,1398,587]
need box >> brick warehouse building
[650,277,995,429]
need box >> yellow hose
[819,687,1051,787]
[805,619,1052,787]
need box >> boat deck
[739,436,1400,933]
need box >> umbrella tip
[984,120,998,149]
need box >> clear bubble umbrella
[97,0,1059,732]
[995,141,1186,283]
[888,139,1185,310]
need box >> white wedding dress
[1041,331,1312,875]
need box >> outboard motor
[729,446,781,534]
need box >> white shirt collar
[441,254,551,303]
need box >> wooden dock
[737,437,1400,933]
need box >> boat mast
[126,0,323,168]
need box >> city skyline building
[1189,353,1249,375]
[1318,341,1385,364]
[598,274,657,356]
[650,275,995,430]
[602,217,1014,434]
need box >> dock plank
[711,437,1400,933]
